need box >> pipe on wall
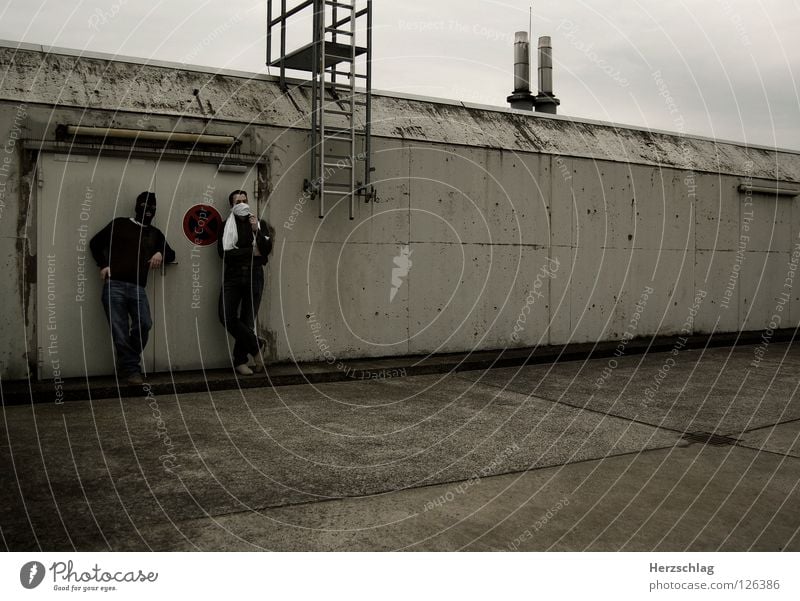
[738,183,799,197]
[65,125,236,146]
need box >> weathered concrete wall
[1,43,799,379]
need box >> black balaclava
[134,191,157,226]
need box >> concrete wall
[1,43,799,379]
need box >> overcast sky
[0,0,797,149]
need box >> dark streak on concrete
[2,328,796,406]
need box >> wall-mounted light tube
[217,164,249,173]
[65,125,236,146]
[738,183,799,197]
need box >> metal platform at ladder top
[266,0,375,220]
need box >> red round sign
[183,204,223,246]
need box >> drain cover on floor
[682,431,740,446]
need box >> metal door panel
[38,153,158,378]
[150,162,257,372]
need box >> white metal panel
[38,153,158,378]
[149,161,257,372]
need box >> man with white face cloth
[218,189,272,375]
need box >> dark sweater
[89,218,176,287]
[217,217,272,268]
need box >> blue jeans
[101,280,152,376]
[218,265,264,366]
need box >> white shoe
[235,364,254,376]
[249,363,264,373]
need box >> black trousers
[218,264,264,366]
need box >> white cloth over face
[222,203,258,251]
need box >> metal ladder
[267,0,375,219]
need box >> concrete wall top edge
[0,42,798,183]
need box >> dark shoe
[126,372,144,385]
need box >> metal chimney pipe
[507,31,535,111]
[534,35,560,114]
[513,31,531,93]
[537,36,553,94]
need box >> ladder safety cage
[266,0,375,220]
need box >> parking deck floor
[2,343,799,551]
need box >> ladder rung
[323,154,355,160]
[325,96,364,105]
[323,108,353,116]
[324,126,364,133]
[333,7,367,27]
[325,95,359,103]
[323,162,353,169]
[325,28,354,36]
[325,1,355,8]
[322,134,355,141]
[329,71,367,79]
[323,132,365,139]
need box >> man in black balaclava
[90,191,176,385]
[135,191,156,225]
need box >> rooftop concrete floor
[1,343,798,551]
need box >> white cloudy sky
[0,0,798,149]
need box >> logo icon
[390,245,413,302]
[20,561,45,589]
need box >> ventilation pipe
[506,31,535,111]
[534,36,560,114]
